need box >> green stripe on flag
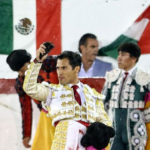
[0,0,13,55]
[98,34,137,59]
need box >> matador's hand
[36,44,48,62]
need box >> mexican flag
[98,5,150,59]
[0,0,61,57]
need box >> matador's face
[56,58,79,85]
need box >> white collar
[122,65,137,76]
[68,81,82,89]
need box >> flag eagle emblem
[15,18,34,35]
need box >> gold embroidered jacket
[23,62,112,126]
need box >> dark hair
[57,51,81,69]
[6,49,31,71]
[78,33,97,53]
[118,42,141,62]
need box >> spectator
[78,33,112,77]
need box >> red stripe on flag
[36,0,61,55]
[136,5,150,22]
[135,5,150,54]
[138,23,150,54]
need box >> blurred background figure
[6,49,58,149]
[78,33,112,77]
[6,50,37,148]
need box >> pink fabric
[86,146,105,150]
[145,92,150,103]
[42,108,48,113]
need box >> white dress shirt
[78,61,95,77]
[122,65,137,77]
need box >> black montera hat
[6,49,31,71]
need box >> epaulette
[83,84,105,100]
[105,68,121,83]
[135,68,150,86]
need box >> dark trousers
[111,109,133,150]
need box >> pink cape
[86,146,105,150]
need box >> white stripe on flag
[124,18,149,41]
[13,0,36,58]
